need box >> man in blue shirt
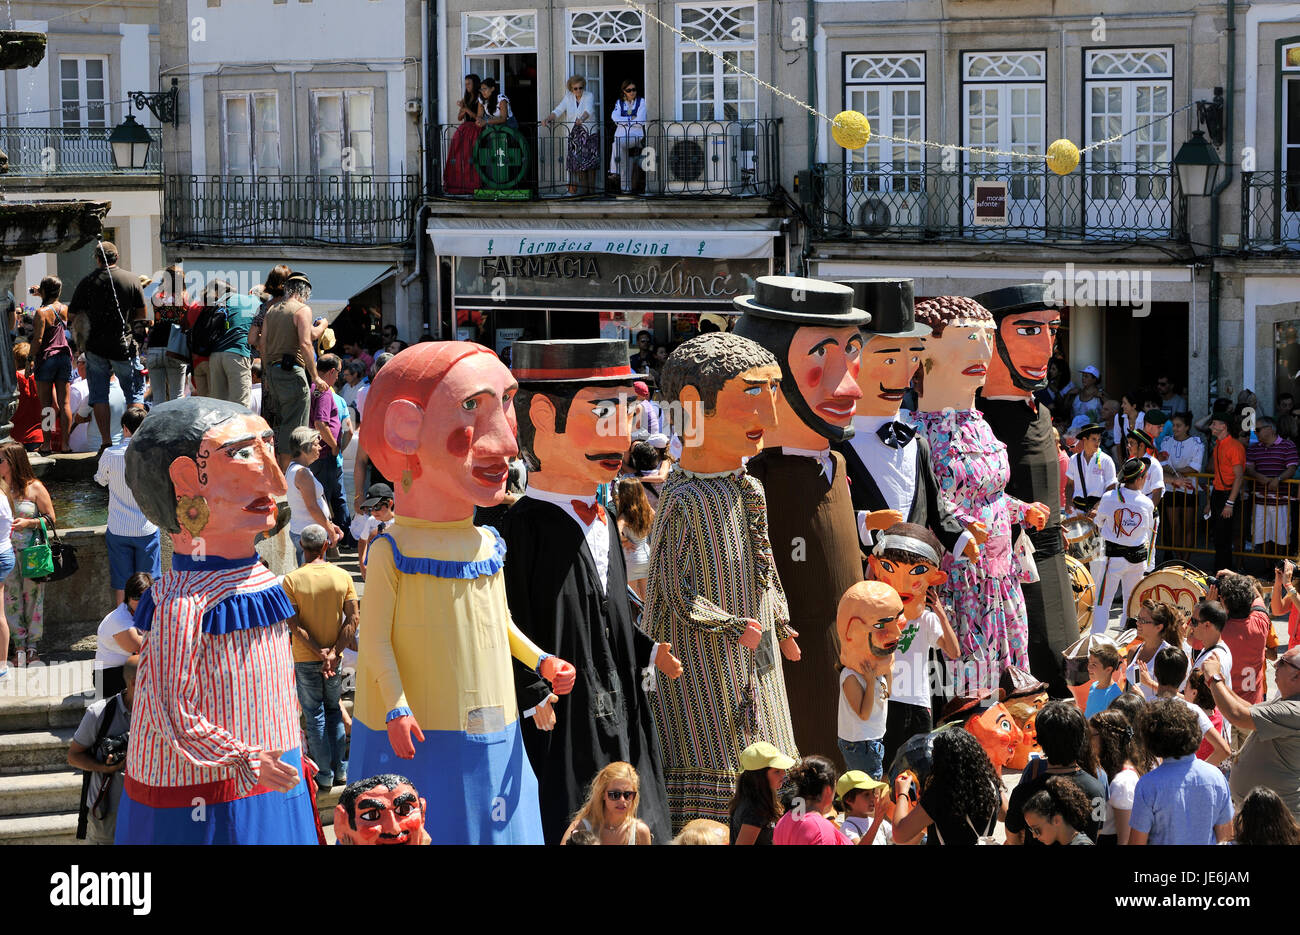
[1129,698,1233,844]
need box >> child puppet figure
[350,342,576,844]
[836,581,905,778]
[865,523,961,769]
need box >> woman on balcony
[610,79,647,195]
[444,74,483,196]
[476,78,514,129]
[542,75,599,195]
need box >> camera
[1206,576,1218,592]
[27,286,38,296]
[94,732,129,767]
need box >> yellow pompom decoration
[1046,138,1080,176]
[831,110,872,150]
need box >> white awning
[276,261,396,321]
[427,217,780,259]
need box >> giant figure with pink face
[115,397,316,843]
[734,276,870,763]
[974,284,1073,697]
[349,342,576,844]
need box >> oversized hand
[1024,503,1050,531]
[962,534,981,562]
[864,509,904,532]
[539,656,577,695]
[738,619,762,650]
[259,750,301,792]
[386,715,425,760]
[780,626,801,662]
[533,693,560,731]
[967,521,989,545]
[655,643,684,679]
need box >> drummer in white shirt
[1125,428,1164,570]
[1091,458,1156,635]
[1064,422,1117,582]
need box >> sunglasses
[606,789,637,801]
[1279,655,1300,674]
[625,87,637,92]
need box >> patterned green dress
[644,466,798,831]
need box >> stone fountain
[0,30,112,431]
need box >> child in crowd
[837,580,905,779]
[1186,669,1230,765]
[1084,642,1123,718]
[560,762,651,845]
[1233,787,1300,845]
[1022,776,1096,845]
[94,405,161,608]
[836,771,893,845]
[729,742,792,846]
[773,756,852,845]
[1138,646,1230,766]
[672,819,729,845]
[351,483,394,579]
[1090,708,1151,845]
[11,343,43,452]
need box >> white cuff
[952,530,974,559]
[647,642,660,672]
[857,511,875,549]
[523,706,538,719]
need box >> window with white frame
[845,53,924,190]
[964,51,1045,199]
[1280,42,1300,212]
[312,90,374,174]
[677,4,756,121]
[59,56,108,128]
[222,92,281,176]
[465,11,538,53]
[568,8,644,49]
[1085,47,1172,201]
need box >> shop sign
[972,181,1008,226]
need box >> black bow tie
[876,421,916,449]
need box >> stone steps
[0,726,78,774]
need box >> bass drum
[1126,563,1209,621]
[1065,554,1096,634]
[1062,513,1100,562]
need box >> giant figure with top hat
[734,276,873,762]
[974,284,1074,696]
[349,341,577,845]
[501,338,675,844]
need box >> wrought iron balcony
[807,160,1187,243]
[162,174,420,246]
[1240,171,1300,252]
[430,118,780,200]
[0,126,161,175]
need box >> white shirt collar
[525,485,595,507]
[782,447,833,483]
[852,414,897,433]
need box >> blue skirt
[349,719,543,844]
[115,748,318,845]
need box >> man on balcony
[67,242,147,455]
[261,272,330,470]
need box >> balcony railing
[430,118,780,200]
[162,174,420,246]
[1240,171,1300,253]
[808,160,1187,243]
[0,126,162,176]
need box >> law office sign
[972,181,1008,227]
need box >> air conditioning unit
[664,122,730,193]
[853,185,924,232]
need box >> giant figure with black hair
[114,397,317,844]
[500,338,675,844]
[644,332,799,831]
[734,276,871,764]
[974,283,1074,698]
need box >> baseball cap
[1082,365,1100,379]
[836,770,887,800]
[633,381,649,400]
[360,483,394,509]
[738,741,795,772]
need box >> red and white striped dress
[125,558,300,806]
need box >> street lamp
[108,114,152,170]
[1172,129,1221,197]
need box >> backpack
[187,302,229,357]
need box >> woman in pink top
[773,756,852,845]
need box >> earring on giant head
[176,495,210,536]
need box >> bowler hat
[512,338,647,385]
[1127,428,1155,450]
[1077,421,1105,439]
[937,688,1006,726]
[733,276,871,326]
[1000,665,1049,700]
[973,282,1062,319]
[841,279,929,339]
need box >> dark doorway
[1101,301,1189,405]
[504,54,539,125]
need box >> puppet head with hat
[972,283,1063,398]
[658,332,782,474]
[125,397,287,559]
[866,522,946,623]
[511,339,645,496]
[1000,666,1050,770]
[837,279,931,419]
[938,689,1023,776]
[733,276,870,449]
[358,341,518,522]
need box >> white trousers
[1091,556,1147,635]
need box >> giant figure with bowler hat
[735,277,871,764]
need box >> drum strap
[1075,453,1090,499]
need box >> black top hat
[972,282,1062,319]
[1077,421,1105,439]
[512,338,647,385]
[840,279,929,339]
[733,275,871,326]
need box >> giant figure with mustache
[735,277,872,763]
[501,339,675,844]
[974,284,1073,696]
